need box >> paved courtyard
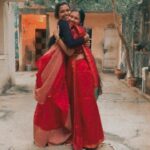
[0,72,150,150]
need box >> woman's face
[69,11,80,25]
[58,4,70,20]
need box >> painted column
[0,1,9,93]
[0,2,15,94]
[4,2,16,81]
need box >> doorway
[35,29,46,61]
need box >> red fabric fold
[34,44,71,146]
[67,25,104,150]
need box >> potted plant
[114,68,126,79]
[127,77,136,87]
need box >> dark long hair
[79,9,85,26]
[54,2,70,19]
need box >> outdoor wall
[48,12,121,70]
[20,14,46,70]
[48,12,57,36]
[84,12,121,70]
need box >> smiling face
[69,11,80,25]
[58,4,71,21]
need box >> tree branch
[111,0,134,77]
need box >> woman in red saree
[55,10,104,150]
[33,2,89,148]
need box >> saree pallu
[67,58,104,150]
[34,44,71,147]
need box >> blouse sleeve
[58,20,84,48]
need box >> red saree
[33,44,71,147]
[67,25,104,150]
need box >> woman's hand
[84,33,90,42]
[85,39,91,47]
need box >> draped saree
[33,23,104,149]
[67,25,104,150]
[34,44,71,147]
